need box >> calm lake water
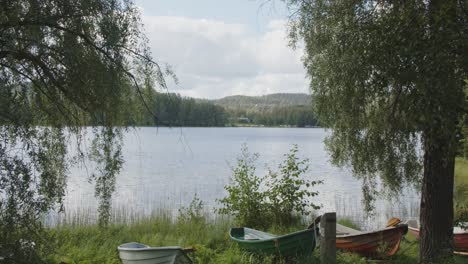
[51,127,420,229]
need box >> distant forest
[2,84,317,127]
[134,92,227,127]
[133,92,318,127]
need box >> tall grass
[455,158,468,186]
[46,213,467,264]
[43,159,468,263]
[46,207,468,263]
[45,209,321,264]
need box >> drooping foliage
[0,0,170,262]
[286,0,467,207]
[285,0,467,261]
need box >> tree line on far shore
[0,85,317,128]
[121,90,319,128]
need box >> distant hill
[154,92,317,127]
[210,93,311,110]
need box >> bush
[217,145,268,228]
[218,144,322,228]
[266,144,322,226]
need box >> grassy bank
[45,215,467,264]
[45,159,468,263]
[46,214,319,264]
[47,214,231,264]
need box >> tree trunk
[419,137,455,263]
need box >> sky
[135,0,308,99]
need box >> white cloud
[142,16,308,99]
[249,19,304,74]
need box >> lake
[49,127,420,229]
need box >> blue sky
[135,0,308,99]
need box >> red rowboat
[406,220,468,255]
[336,222,408,258]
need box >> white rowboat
[118,242,192,264]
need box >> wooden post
[320,212,336,264]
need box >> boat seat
[243,228,277,240]
[336,224,361,236]
[119,242,149,249]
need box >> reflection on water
[46,127,420,229]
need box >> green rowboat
[229,227,318,256]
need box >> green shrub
[217,145,269,228]
[218,144,322,228]
[266,144,322,226]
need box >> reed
[43,159,468,263]
[46,205,468,263]
[46,211,319,264]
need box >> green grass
[45,213,321,264]
[44,159,468,263]
[455,158,468,229]
[46,214,231,264]
[46,215,468,264]
[455,158,468,186]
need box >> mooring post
[320,212,336,264]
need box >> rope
[314,220,320,249]
[307,215,321,249]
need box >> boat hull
[336,224,408,258]
[408,227,468,253]
[229,227,317,256]
[118,242,192,264]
